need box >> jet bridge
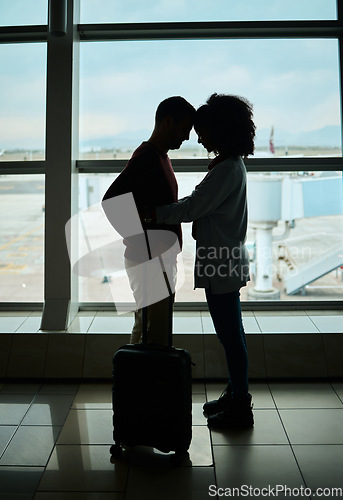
[247,172,343,298]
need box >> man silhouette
[102,96,195,345]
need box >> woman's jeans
[205,288,249,398]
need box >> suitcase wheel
[172,449,189,465]
[110,444,122,458]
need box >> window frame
[0,0,342,312]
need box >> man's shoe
[203,384,232,418]
[207,393,254,430]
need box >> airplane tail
[269,126,275,155]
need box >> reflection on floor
[1,381,343,499]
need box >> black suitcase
[110,237,192,460]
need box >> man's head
[152,96,196,152]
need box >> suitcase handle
[141,229,174,347]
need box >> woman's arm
[156,160,241,225]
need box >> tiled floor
[1,381,343,499]
[0,310,342,334]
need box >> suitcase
[110,233,192,460]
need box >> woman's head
[194,93,256,158]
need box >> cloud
[0,116,45,149]
[0,75,46,116]
[304,93,341,131]
[79,112,131,140]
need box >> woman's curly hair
[195,93,256,158]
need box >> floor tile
[72,384,112,409]
[0,394,34,425]
[88,314,133,334]
[22,394,75,426]
[243,316,262,333]
[38,445,128,492]
[279,409,343,444]
[213,445,304,489]
[0,316,28,333]
[201,311,255,334]
[270,382,343,409]
[0,466,44,495]
[66,313,96,333]
[57,409,113,445]
[0,426,61,466]
[307,315,343,333]
[250,382,275,408]
[16,315,42,334]
[125,465,216,500]
[200,313,215,333]
[211,409,288,445]
[192,403,208,426]
[188,426,213,466]
[256,315,319,333]
[0,426,17,456]
[173,313,202,333]
[293,445,343,489]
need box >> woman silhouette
[155,93,256,429]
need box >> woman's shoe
[207,393,254,430]
[203,384,232,418]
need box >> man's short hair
[155,96,196,124]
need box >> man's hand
[140,206,156,225]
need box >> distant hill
[80,130,150,152]
[80,125,341,152]
[255,125,341,149]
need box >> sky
[0,0,341,151]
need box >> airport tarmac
[0,174,342,304]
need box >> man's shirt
[102,141,182,261]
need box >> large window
[1,0,342,312]
[79,39,341,160]
[0,43,47,161]
[0,0,47,26]
[78,170,343,303]
[80,0,337,23]
[0,175,45,302]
